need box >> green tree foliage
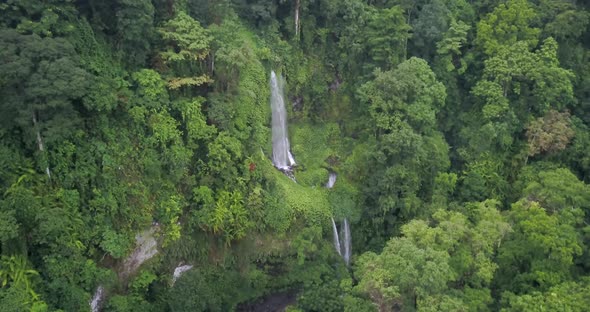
[517,166,590,214]
[563,118,590,179]
[364,6,411,70]
[166,267,246,311]
[195,188,251,245]
[158,11,213,90]
[495,200,583,294]
[473,38,574,122]
[0,255,41,302]
[356,237,455,311]
[357,57,449,242]
[475,0,540,56]
[1,0,590,311]
[501,279,590,312]
[355,203,510,311]
[436,20,470,72]
[537,0,590,42]
[458,37,575,202]
[0,29,91,151]
[411,0,473,60]
[116,0,155,67]
[0,0,76,37]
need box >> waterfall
[342,218,351,266]
[89,227,159,312]
[121,228,158,278]
[331,217,342,256]
[326,173,352,266]
[172,264,193,285]
[90,286,104,312]
[270,71,296,170]
[327,173,339,256]
[326,172,337,188]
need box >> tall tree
[466,38,574,158]
[355,204,509,311]
[495,200,583,294]
[116,0,155,67]
[357,57,448,243]
[475,0,540,56]
[364,6,411,70]
[525,110,575,159]
[158,11,213,91]
[0,29,91,178]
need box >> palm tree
[0,255,40,301]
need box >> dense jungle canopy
[1,0,590,311]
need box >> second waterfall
[326,173,352,266]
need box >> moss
[290,122,341,187]
[273,167,332,228]
[256,150,332,231]
[294,167,330,187]
[328,179,360,222]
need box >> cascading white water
[90,285,104,312]
[326,172,337,188]
[326,173,352,266]
[172,264,193,285]
[270,71,296,170]
[331,217,342,256]
[342,218,351,266]
[326,173,344,258]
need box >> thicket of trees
[1,0,589,311]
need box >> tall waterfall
[270,71,296,170]
[327,173,352,265]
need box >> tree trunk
[404,5,414,61]
[295,0,300,37]
[32,112,51,179]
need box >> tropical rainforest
[1,0,590,311]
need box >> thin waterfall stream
[326,173,351,266]
[342,218,351,266]
[331,217,342,256]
